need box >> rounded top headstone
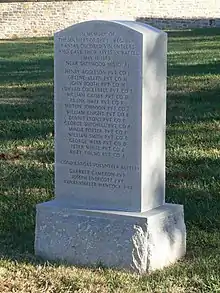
[54,20,167,212]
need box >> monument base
[35,201,186,274]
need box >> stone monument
[35,20,186,273]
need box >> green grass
[0,29,220,292]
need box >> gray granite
[35,201,186,273]
[54,20,167,212]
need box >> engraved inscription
[56,28,141,190]
[60,160,140,191]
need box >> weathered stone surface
[35,201,186,273]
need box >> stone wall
[0,0,220,39]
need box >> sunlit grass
[0,28,220,292]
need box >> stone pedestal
[35,201,186,274]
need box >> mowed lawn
[0,29,220,292]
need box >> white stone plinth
[35,201,186,274]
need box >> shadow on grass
[166,88,220,125]
[0,39,55,261]
[0,30,220,267]
[0,102,54,141]
[0,37,53,57]
[166,28,220,38]
[168,62,220,77]
[166,156,220,227]
[0,59,53,85]
[0,162,54,261]
[0,38,54,141]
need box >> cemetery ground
[0,28,220,292]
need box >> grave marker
[35,20,186,273]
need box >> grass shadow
[0,39,54,141]
[168,62,220,76]
[167,28,220,38]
